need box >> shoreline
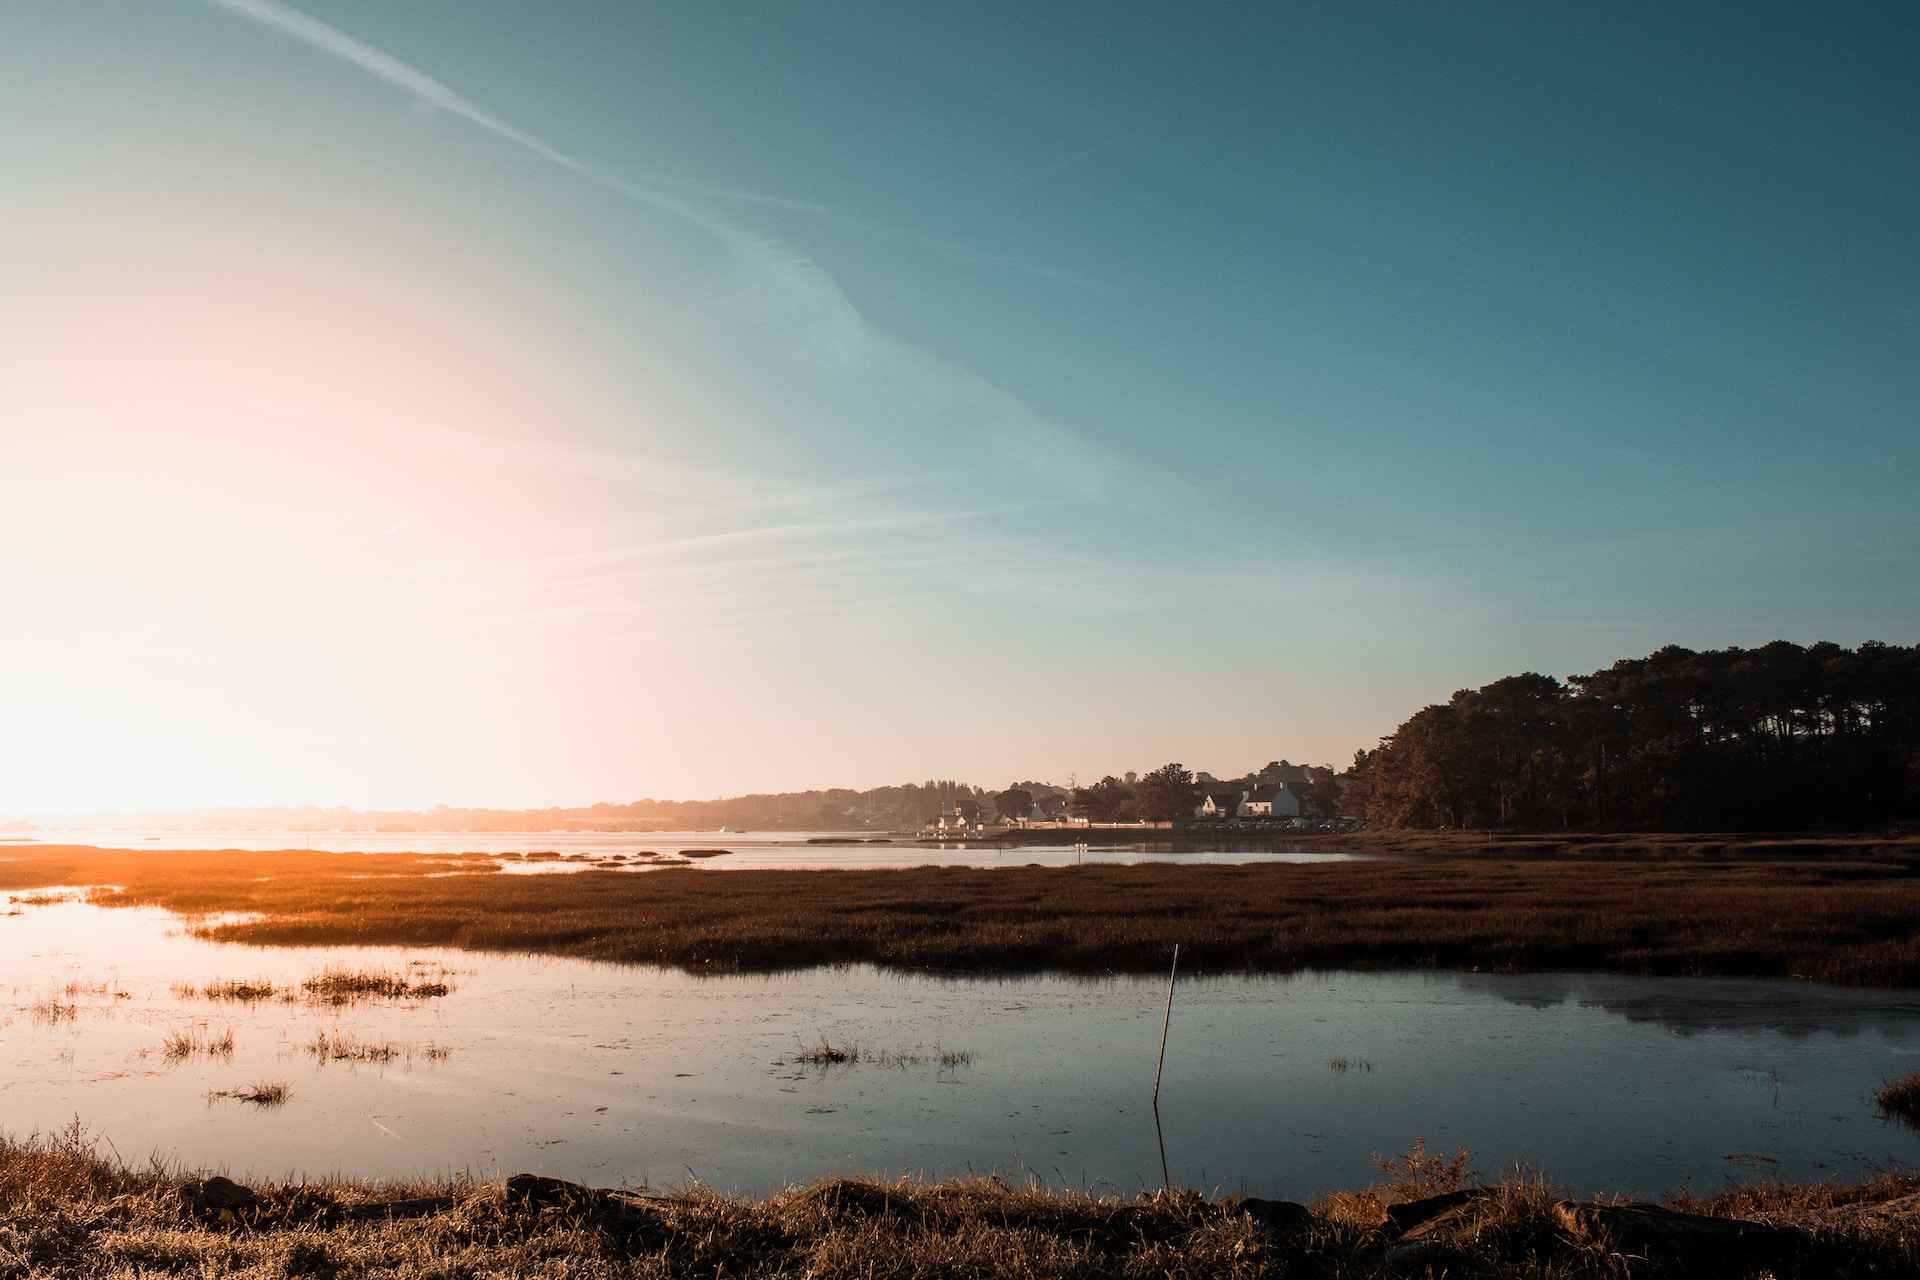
[7,1129,1917,1278]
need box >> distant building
[933,809,974,834]
[1195,789,1240,819]
[1195,783,1304,820]
[1237,784,1301,819]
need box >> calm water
[7,829,1372,870]
[5,897,1918,1197]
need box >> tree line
[1349,641,1920,830]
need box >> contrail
[206,0,863,352]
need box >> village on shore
[919,760,1360,837]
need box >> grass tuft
[30,996,78,1024]
[198,978,279,1002]
[209,1081,290,1107]
[1877,1072,1920,1126]
[160,1027,237,1061]
[301,967,453,1004]
[793,1037,857,1066]
[791,1040,974,1070]
[304,1030,449,1065]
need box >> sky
[1,1,1915,815]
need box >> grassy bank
[4,1128,1917,1278]
[5,841,1920,985]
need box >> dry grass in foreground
[3,1127,1919,1279]
[4,841,1919,985]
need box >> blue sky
[1,1,1915,811]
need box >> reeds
[791,1039,973,1070]
[301,967,452,1004]
[6,891,76,906]
[1877,1072,1920,1125]
[305,1029,450,1065]
[160,1027,236,1061]
[793,1037,857,1066]
[209,1081,290,1107]
[197,978,279,1002]
[29,997,78,1024]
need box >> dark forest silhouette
[1350,641,1920,830]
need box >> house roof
[1245,784,1296,803]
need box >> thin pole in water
[1153,944,1179,1107]
[1152,943,1179,1192]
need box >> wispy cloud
[204,0,1243,631]
[208,0,864,354]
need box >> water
[7,829,1373,870]
[5,897,1918,1197]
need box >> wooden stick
[1153,944,1179,1107]
[1152,944,1179,1192]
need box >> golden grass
[3,1126,1918,1278]
[301,966,453,1003]
[6,839,1920,984]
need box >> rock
[182,1175,259,1223]
[791,1179,916,1220]
[1384,1187,1491,1238]
[1552,1200,1804,1262]
[506,1174,597,1210]
[1228,1197,1316,1235]
[504,1173,664,1238]
[188,1176,257,1211]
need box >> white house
[1236,784,1302,819]
[1194,789,1241,819]
[1194,784,1305,820]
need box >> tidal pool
[4,897,1917,1197]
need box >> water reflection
[4,900,1918,1198]
[1458,971,1920,1039]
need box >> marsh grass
[6,890,76,906]
[1876,1072,1920,1126]
[793,1037,857,1066]
[304,1029,399,1063]
[301,967,453,1004]
[208,1081,290,1107]
[791,1039,973,1070]
[11,839,1920,984]
[160,1027,236,1061]
[305,1029,450,1065]
[196,978,279,1002]
[29,996,78,1024]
